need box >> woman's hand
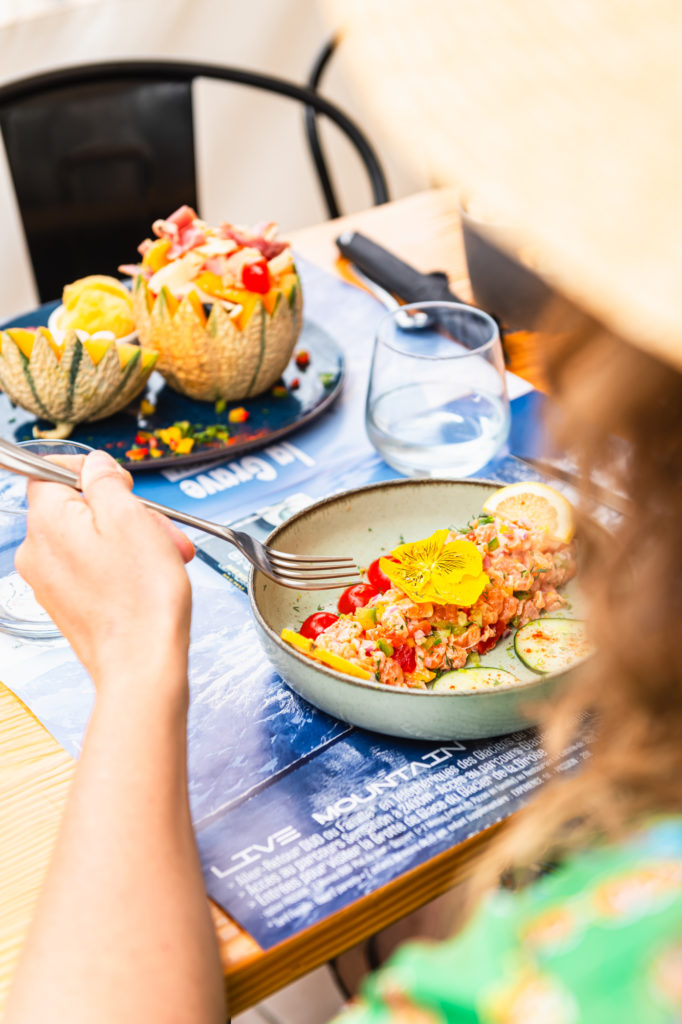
[15,449,194,697]
[5,450,226,1024]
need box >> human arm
[3,451,226,1024]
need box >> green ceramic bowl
[249,478,584,740]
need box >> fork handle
[136,495,238,543]
[0,440,237,545]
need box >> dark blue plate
[0,301,344,470]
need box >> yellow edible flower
[379,529,488,606]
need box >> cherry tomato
[337,583,379,615]
[393,644,416,674]
[242,260,271,293]
[476,619,509,654]
[300,611,339,639]
[367,555,399,593]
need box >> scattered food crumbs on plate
[295,349,310,369]
[228,407,250,423]
[139,398,156,417]
[271,385,289,398]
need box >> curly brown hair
[466,305,682,903]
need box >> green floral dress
[334,818,682,1023]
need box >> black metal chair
[0,58,389,302]
[305,36,347,221]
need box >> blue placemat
[0,258,573,949]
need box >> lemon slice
[482,481,574,542]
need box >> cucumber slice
[514,618,592,675]
[431,667,520,692]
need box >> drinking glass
[0,439,93,639]
[365,301,510,477]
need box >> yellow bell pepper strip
[280,629,372,680]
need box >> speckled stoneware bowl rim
[249,477,584,699]
[47,305,138,346]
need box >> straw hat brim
[327,0,682,370]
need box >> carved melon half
[132,269,303,402]
[0,327,157,438]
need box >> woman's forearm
[4,663,225,1024]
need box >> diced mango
[261,286,280,315]
[229,292,260,331]
[407,668,437,684]
[141,238,171,272]
[5,327,37,359]
[83,338,111,366]
[355,605,377,630]
[115,342,156,371]
[37,327,62,360]
[194,271,226,297]
[159,286,179,317]
[186,290,207,327]
[277,271,299,298]
[157,425,183,446]
[139,348,158,370]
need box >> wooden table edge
[220,823,501,1015]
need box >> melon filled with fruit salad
[282,484,592,689]
[120,205,302,402]
[0,326,157,438]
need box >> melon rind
[133,271,303,402]
[0,331,157,428]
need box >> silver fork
[0,439,360,590]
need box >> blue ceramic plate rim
[0,301,345,471]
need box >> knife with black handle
[336,230,466,305]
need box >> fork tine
[269,562,361,576]
[273,577,361,591]
[269,566,361,584]
[267,550,358,566]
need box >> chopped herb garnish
[487,536,500,552]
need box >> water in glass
[366,302,510,478]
